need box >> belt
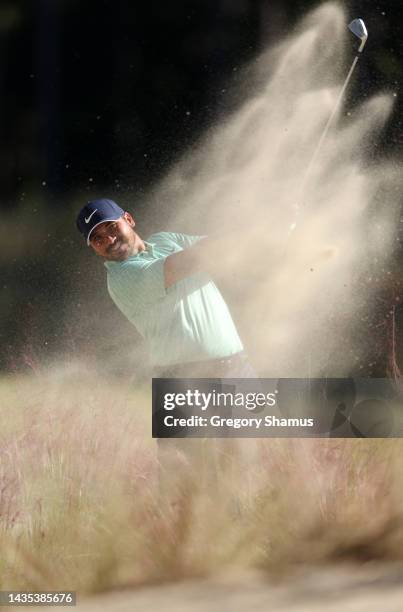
[154,351,248,378]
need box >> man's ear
[123,211,135,227]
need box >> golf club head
[348,18,368,53]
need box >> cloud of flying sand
[145,2,402,376]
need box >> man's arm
[164,236,215,288]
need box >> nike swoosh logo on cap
[84,209,97,224]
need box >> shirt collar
[104,241,155,269]
[142,241,155,255]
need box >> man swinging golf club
[76,198,255,379]
[77,19,368,375]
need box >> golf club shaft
[297,53,360,202]
[288,52,362,236]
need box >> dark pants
[154,351,258,379]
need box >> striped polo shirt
[104,232,243,366]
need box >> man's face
[89,212,137,261]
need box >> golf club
[288,18,368,235]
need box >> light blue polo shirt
[104,232,243,366]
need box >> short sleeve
[169,233,206,249]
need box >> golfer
[76,198,255,378]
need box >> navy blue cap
[76,199,124,245]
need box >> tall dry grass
[0,366,403,594]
